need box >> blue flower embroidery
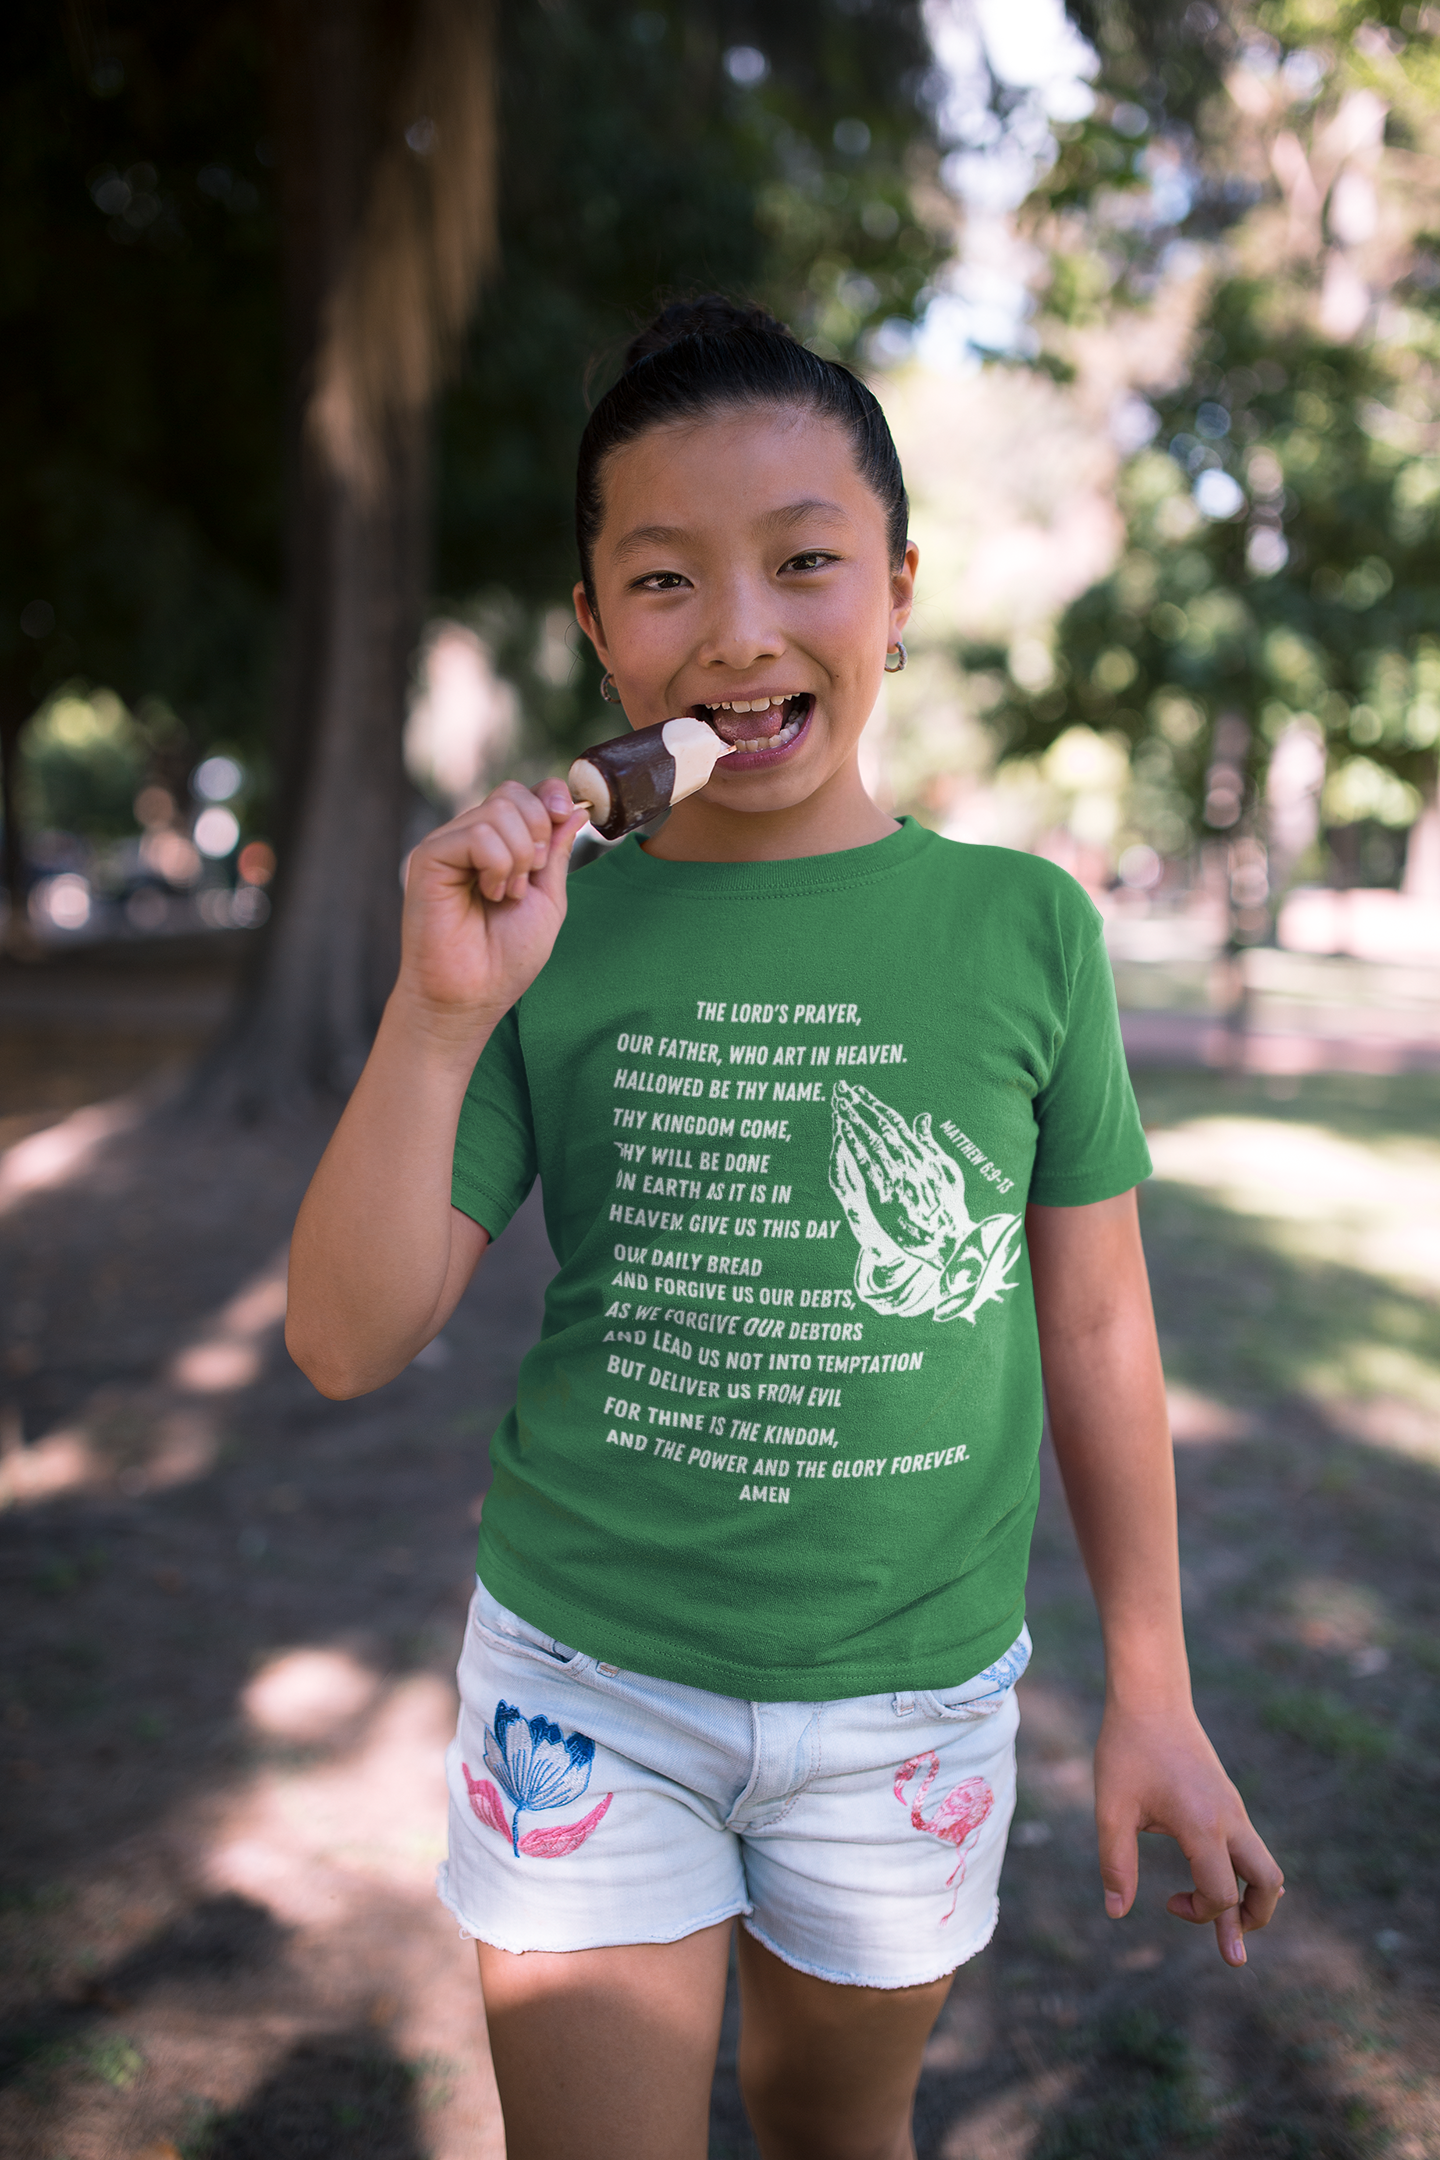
[483,1699,596,1856]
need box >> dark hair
[575,296,909,603]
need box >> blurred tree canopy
[1,0,946,860]
[2,0,948,1098]
[437,0,949,754]
[966,0,1440,899]
[0,2,282,914]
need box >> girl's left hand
[1093,1703,1284,1966]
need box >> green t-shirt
[452,817,1150,1701]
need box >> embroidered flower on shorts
[895,1752,994,1923]
[464,1699,613,1858]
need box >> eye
[781,550,839,574]
[632,570,691,592]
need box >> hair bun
[623,295,794,370]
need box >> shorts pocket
[468,1579,591,1674]
[918,1625,1031,1722]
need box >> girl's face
[574,404,917,839]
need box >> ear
[889,539,919,645]
[573,581,612,671]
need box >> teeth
[731,718,802,753]
[708,697,799,714]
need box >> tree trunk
[234,415,426,1101]
[202,0,492,1114]
[0,681,27,954]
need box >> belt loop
[893,1691,915,1716]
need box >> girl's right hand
[396,779,589,1041]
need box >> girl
[286,296,1282,2160]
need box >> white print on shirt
[828,1081,1023,1326]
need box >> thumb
[1097,1814,1139,1920]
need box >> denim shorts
[437,1577,1029,1990]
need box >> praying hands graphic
[828,1082,1022,1325]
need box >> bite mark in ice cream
[567,717,735,840]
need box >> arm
[1025,1190,1283,1966]
[285,779,587,1398]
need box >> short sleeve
[1028,934,1151,1206]
[451,1005,538,1238]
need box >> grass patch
[180,2037,421,2157]
[0,2026,145,2093]
[85,2034,145,2088]
[1032,2009,1212,2158]
[1263,1690,1393,1764]
[1129,1071,1440,1150]
[0,1882,74,1917]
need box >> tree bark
[202,0,491,1114]
[0,679,29,955]
[233,413,426,1100]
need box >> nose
[693,567,784,675]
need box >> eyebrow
[610,499,851,561]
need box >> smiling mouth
[694,693,813,754]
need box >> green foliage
[0,3,283,758]
[971,290,1440,848]
[436,0,948,758]
[4,0,948,825]
[18,688,149,839]
[963,1,1440,867]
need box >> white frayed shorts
[437,1576,1028,1990]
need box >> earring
[884,641,907,673]
[600,673,621,703]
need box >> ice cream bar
[567,716,734,840]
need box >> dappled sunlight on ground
[2,1051,1438,2157]
[241,1647,386,1743]
[1147,1115,1440,1295]
[165,1253,289,1397]
[0,1081,556,2157]
[196,1670,506,2158]
[210,1669,455,1925]
[27,1663,506,2160]
[1142,1090,1440,1474]
[0,1094,148,1212]
[0,1241,290,1512]
[1165,1382,1257,1443]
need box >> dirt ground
[2,942,1438,2160]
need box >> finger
[478,798,550,902]
[533,804,589,906]
[535,776,582,825]
[1163,1885,1246,1972]
[491,780,561,855]
[484,794,553,873]
[1164,1872,1240,1928]
[462,821,527,904]
[1231,1826,1285,1933]
[419,808,534,907]
[1165,1838,1243,1962]
[1096,1813,1138,1920]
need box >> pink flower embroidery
[463,1762,614,1858]
[895,1752,994,1923]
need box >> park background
[2,1,1438,2155]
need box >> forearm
[1028,1196,1190,1714]
[285,988,493,1395]
[1026,1194,1282,1958]
[1044,1318,1190,1712]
